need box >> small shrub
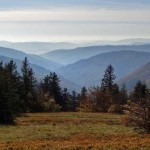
[44,98,62,112]
[108,104,124,114]
[123,100,150,133]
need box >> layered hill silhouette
[117,62,150,89]
[1,38,150,55]
[1,45,150,91]
[57,51,150,87]
[0,47,62,71]
[0,41,78,54]
[41,45,150,65]
[0,48,79,91]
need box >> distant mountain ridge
[1,38,150,54]
[57,51,150,87]
[1,40,150,91]
[41,45,150,65]
[0,41,79,54]
[117,62,150,89]
[0,55,50,78]
[0,47,62,71]
[0,55,80,92]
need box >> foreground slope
[41,45,150,65]
[57,51,150,87]
[117,62,150,89]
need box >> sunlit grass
[0,112,149,149]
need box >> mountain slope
[0,47,62,71]
[0,55,51,77]
[117,62,150,89]
[57,51,150,87]
[0,55,79,92]
[41,45,150,65]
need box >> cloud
[0,0,150,42]
[0,0,150,10]
[0,19,150,42]
[0,7,150,23]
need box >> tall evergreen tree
[132,81,148,102]
[42,72,64,109]
[0,60,21,123]
[111,83,120,104]
[101,64,116,93]
[62,88,70,111]
[71,90,77,111]
[79,86,88,107]
[80,86,88,100]
[21,57,37,112]
[120,84,128,105]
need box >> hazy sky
[0,0,150,42]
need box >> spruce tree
[62,88,70,111]
[71,90,77,111]
[21,57,37,112]
[101,64,116,93]
[42,72,64,109]
[132,81,148,102]
[120,84,128,105]
[0,60,21,123]
[80,86,88,100]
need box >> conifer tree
[132,81,148,102]
[80,86,88,100]
[71,90,77,111]
[79,86,88,108]
[0,60,21,123]
[42,72,64,109]
[21,57,37,112]
[101,64,116,93]
[62,88,70,111]
[120,84,128,105]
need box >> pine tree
[80,86,87,101]
[21,57,37,112]
[42,72,64,109]
[101,64,116,93]
[132,81,148,102]
[120,84,128,105]
[79,86,88,108]
[71,90,77,111]
[111,84,120,104]
[0,60,21,123]
[62,88,70,111]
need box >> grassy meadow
[0,112,149,150]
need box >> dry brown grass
[0,112,149,150]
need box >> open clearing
[0,112,149,150]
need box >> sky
[0,0,150,42]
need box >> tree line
[78,65,150,133]
[0,59,149,133]
[0,58,77,124]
